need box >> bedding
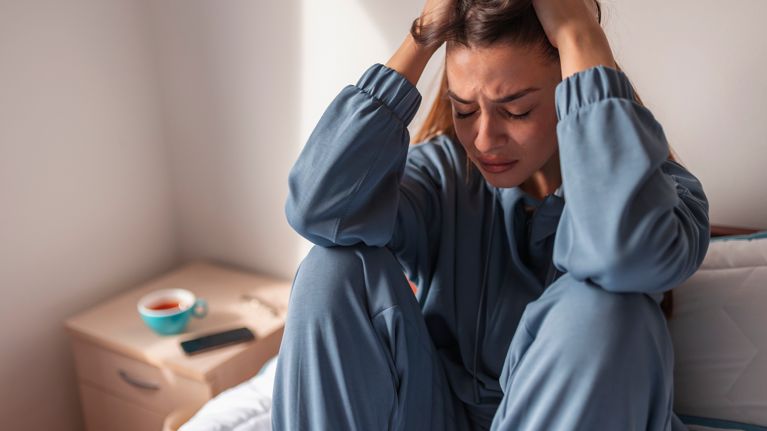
[179,230,767,431]
[670,231,767,430]
[178,355,277,431]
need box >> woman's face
[445,42,562,190]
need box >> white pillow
[669,232,767,428]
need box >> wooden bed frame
[710,224,763,237]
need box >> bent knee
[527,274,666,350]
[291,245,367,307]
[289,244,405,318]
[299,244,364,279]
[296,244,399,287]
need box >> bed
[168,224,767,431]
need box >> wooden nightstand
[65,260,292,431]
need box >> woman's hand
[418,0,454,29]
[531,0,600,49]
[532,0,616,79]
[386,0,455,86]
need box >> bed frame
[710,224,763,238]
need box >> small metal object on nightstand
[240,293,280,318]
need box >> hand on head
[416,0,602,49]
[419,0,456,28]
[531,0,602,48]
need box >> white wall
[148,0,444,273]
[148,0,302,280]
[1,0,765,429]
[601,0,767,230]
[0,0,178,430]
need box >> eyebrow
[446,87,540,104]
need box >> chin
[478,172,523,189]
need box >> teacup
[137,288,208,335]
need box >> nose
[473,112,506,153]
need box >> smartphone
[180,327,256,355]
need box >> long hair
[410,0,678,319]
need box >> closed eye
[503,109,531,120]
[454,110,476,119]
[453,109,532,120]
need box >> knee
[290,245,365,310]
[554,274,660,325]
[296,244,366,285]
[524,274,668,358]
[288,244,405,319]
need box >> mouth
[477,159,518,174]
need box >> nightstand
[65,260,291,431]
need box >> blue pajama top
[285,63,710,415]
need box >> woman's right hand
[418,0,455,29]
[386,0,455,86]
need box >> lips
[477,157,518,174]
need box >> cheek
[518,109,559,153]
[516,127,557,164]
[452,121,478,156]
[524,119,557,146]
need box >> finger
[584,0,601,23]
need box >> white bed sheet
[179,355,278,431]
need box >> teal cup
[137,288,208,335]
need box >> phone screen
[180,327,256,355]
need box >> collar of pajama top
[496,184,566,288]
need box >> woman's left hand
[531,0,601,49]
[532,0,616,78]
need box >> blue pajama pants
[272,244,688,430]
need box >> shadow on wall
[151,0,303,280]
[355,0,446,138]
[357,0,423,53]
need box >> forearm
[286,64,422,246]
[557,24,617,79]
[552,65,709,294]
[386,33,438,87]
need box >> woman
[273,0,709,429]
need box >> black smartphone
[180,327,256,355]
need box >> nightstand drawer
[80,382,165,431]
[72,338,211,415]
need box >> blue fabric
[273,244,691,430]
[277,62,711,430]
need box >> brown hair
[410,0,679,319]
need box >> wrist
[556,22,603,48]
[386,33,438,86]
[406,31,440,59]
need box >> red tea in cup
[137,288,208,335]
[147,300,182,312]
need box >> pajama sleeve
[285,63,444,284]
[551,65,710,294]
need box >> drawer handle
[118,369,160,391]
